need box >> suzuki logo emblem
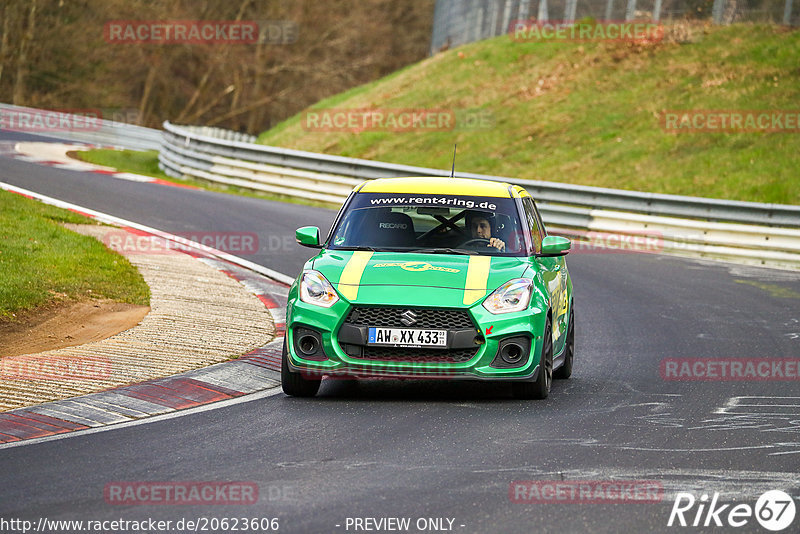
[400,310,418,326]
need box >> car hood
[311,250,530,306]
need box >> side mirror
[296,226,321,248]
[539,235,571,257]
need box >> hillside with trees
[0,0,435,133]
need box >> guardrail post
[538,0,549,21]
[473,0,485,41]
[564,0,578,21]
[501,0,514,33]
[430,0,446,53]
[518,0,531,20]
[488,0,499,38]
[625,0,637,21]
[712,0,725,24]
[653,0,663,21]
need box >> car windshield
[327,192,526,255]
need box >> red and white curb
[0,183,293,447]
[0,140,197,188]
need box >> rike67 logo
[668,490,796,531]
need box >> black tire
[553,307,574,380]
[281,338,321,397]
[512,316,553,400]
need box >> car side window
[531,199,547,238]
[522,197,543,254]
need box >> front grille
[340,306,480,364]
[344,345,479,364]
[344,306,475,329]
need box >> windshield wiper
[407,248,478,255]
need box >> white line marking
[716,396,800,416]
[735,397,800,401]
[613,444,786,453]
[111,172,156,183]
[0,386,284,450]
[737,404,800,408]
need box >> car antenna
[450,144,457,178]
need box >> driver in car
[466,211,505,251]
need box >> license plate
[367,327,447,348]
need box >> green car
[283,177,574,399]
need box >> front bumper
[286,297,548,381]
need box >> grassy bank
[72,149,333,208]
[0,190,150,320]
[75,149,169,180]
[257,23,800,205]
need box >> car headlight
[300,270,339,308]
[482,278,533,314]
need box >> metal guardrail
[4,103,797,268]
[0,103,161,151]
[161,121,800,225]
[159,121,800,269]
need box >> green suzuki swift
[283,177,574,399]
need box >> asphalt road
[1,131,799,534]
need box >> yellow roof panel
[511,185,530,198]
[356,177,516,198]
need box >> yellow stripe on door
[463,256,492,305]
[337,251,373,301]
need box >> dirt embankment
[0,300,149,358]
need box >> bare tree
[0,0,435,133]
[12,0,38,104]
[0,4,15,86]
